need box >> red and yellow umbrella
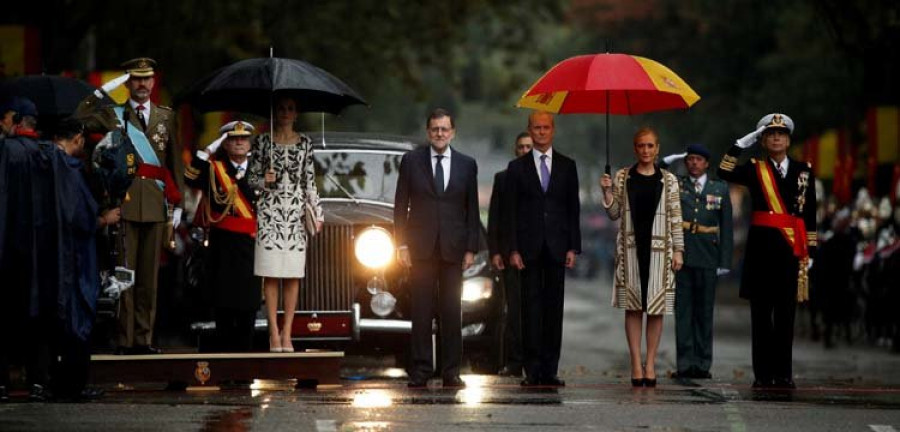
[516,53,700,171]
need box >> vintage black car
[192,132,505,372]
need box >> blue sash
[113,105,164,191]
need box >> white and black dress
[249,132,324,278]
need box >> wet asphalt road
[2,275,900,431]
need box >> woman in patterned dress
[249,96,324,352]
[600,127,684,387]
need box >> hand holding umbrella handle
[735,126,767,149]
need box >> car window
[313,150,404,203]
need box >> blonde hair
[633,126,659,145]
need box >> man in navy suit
[394,108,480,388]
[504,111,581,387]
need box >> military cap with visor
[121,57,157,77]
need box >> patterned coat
[604,166,685,315]
[248,133,324,278]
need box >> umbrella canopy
[1,75,108,118]
[180,57,367,116]
[516,53,700,173]
[517,53,699,114]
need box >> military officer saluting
[78,57,185,354]
[185,121,261,352]
[662,144,733,380]
[718,113,817,389]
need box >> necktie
[236,165,245,180]
[434,155,445,194]
[540,154,550,192]
[136,104,147,131]
[694,178,702,194]
[776,164,785,178]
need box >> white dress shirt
[128,99,151,123]
[532,147,553,185]
[690,173,708,193]
[770,157,789,178]
[430,146,452,191]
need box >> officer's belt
[209,213,257,237]
[136,163,183,205]
[750,211,808,258]
[682,221,719,234]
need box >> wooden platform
[90,351,344,389]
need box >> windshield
[313,150,405,203]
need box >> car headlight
[355,227,394,269]
[462,251,488,278]
[371,291,397,317]
[461,276,493,302]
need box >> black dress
[628,166,662,311]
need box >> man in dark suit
[718,113,817,389]
[488,132,532,377]
[394,108,480,388]
[504,111,581,387]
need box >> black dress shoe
[443,377,466,388]
[542,376,565,387]
[80,387,105,400]
[752,379,772,389]
[114,346,130,355]
[772,378,796,389]
[694,370,712,379]
[29,384,50,402]
[520,377,541,387]
[0,385,9,402]
[671,370,691,380]
[131,345,162,355]
[407,379,428,388]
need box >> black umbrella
[180,57,367,116]
[0,75,109,118]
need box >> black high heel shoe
[631,364,645,387]
[642,377,657,388]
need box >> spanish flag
[866,106,900,195]
[0,25,41,76]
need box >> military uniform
[666,145,733,378]
[79,58,185,352]
[718,114,817,388]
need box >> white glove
[807,258,814,270]
[662,152,688,165]
[172,207,183,229]
[716,268,730,276]
[93,73,131,98]
[198,133,229,160]
[735,126,766,149]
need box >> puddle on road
[200,407,253,432]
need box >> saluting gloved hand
[93,73,131,98]
[716,268,730,277]
[735,126,767,149]
[662,152,688,165]
[197,132,229,160]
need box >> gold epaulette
[158,105,173,111]
[807,231,817,247]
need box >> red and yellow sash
[207,160,256,236]
[750,160,809,301]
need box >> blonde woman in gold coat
[601,127,684,387]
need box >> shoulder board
[750,158,758,164]
[157,105,173,111]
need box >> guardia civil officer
[662,144,733,380]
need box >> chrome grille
[302,225,355,310]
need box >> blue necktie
[434,155,445,194]
[540,154,550,192]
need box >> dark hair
[53,117,85,140]
[515,131,530,143]
[426,108,454,129]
